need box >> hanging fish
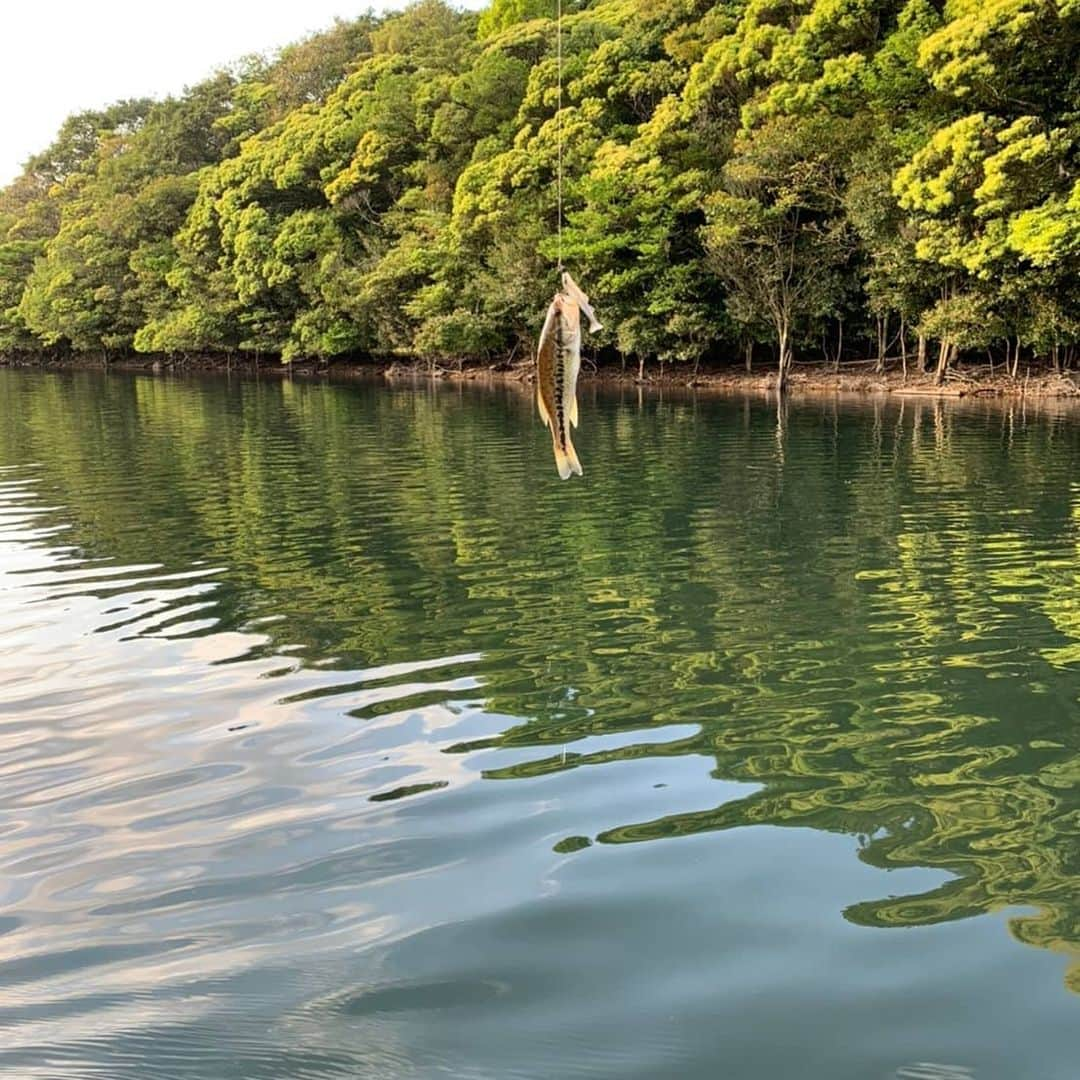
[537,271,601,479]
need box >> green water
[0,368,1078,1078]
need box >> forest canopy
[0,0,1077,385]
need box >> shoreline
[3,352,1079,401]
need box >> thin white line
[557,0,563,272]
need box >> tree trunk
[875,313,887,375]
[934,340,951,386]
[834,317,843,374]
[917,333,928,373]
[744,340,753,373]
[777,320,791,393]
[900,317,908,382]
[637,355,645,381]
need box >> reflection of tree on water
[479,663,1080,988]
[476,392,1080,992]
[3,371,1080,990]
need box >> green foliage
[704,114,861,382]
[0,0,1077,371]
[478,0,557,39]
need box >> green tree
[703,115,859,389]
[0,0,1077,373]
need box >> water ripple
[0,376,1078,1078]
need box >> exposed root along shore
[4,353,1080,400]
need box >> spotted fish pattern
[536,272,601,480]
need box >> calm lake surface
[0,368,1078,1079]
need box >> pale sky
[0,1,480,185]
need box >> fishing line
[556,0,563,273]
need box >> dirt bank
[3,351,1079,400]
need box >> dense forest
[0,0,1077,386]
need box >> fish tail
[552,429,583,480]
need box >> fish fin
[553,450,573,480]
[568,392,579,429]
[552,432,583,479]
[536,305,558,429]
[561,271,602,334]
[564,434,583,477]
